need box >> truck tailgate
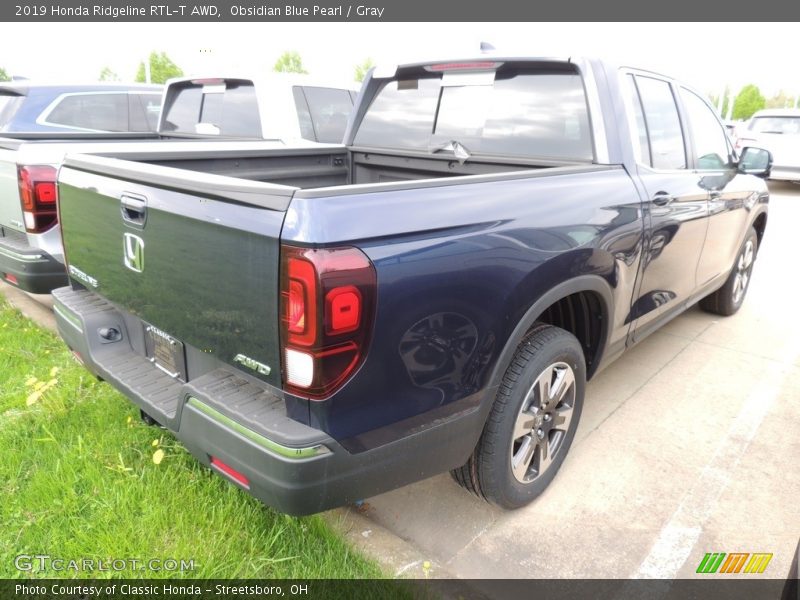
[0,148,24,232]
[58,156,292,389]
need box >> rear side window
[161,81,261,137]
[633,76,686,170]
[44,93,128,131]
[354,68,593,160]
[128,93,162,132]
[0,93,24,129]
[624,74,651,164]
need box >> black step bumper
[52,286,483,515]
[0,231,67,294]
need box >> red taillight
[326,286,361,334]
[35,182,57,203]
[286,257,317,344]
[211,456,250,488]
[3,273,18,285]
[18,165,58,233]
[280,245,376,400]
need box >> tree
[354,58,375,83]
[731,84,766,121]
[99,67,120,82]
[273,51,308,74]
[0,67,9,82]
[765,90,795,109]
[135,51,183,84]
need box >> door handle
[652,192,674,207]
[120,193,147,227]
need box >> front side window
[354,68,593,160]
[681,88,730,170]
[46,93,128,131]
[634,76,686,170]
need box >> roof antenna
[480,42,496,53]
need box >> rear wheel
[700,227,758,316]
[451,324,585,509]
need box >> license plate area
[144,323,187,381]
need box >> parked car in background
[0,82,162,294]
[0,74,358,295]
[736,108,800,182]
[52,56,770,515]
[0,82,162,133]
[159,74,358,143]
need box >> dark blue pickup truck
[52,56,771,515]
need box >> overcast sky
[0,22,796,98]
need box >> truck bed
[69,144,596,200]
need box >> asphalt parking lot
[355,181,800,581]
[2,182,798,583]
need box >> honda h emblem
[123,233,144,273]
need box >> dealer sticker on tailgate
[144,324,187,381]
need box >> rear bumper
[52,286,484,515]
[0,230,67,294]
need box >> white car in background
[159,74,359,143]
[737,108,800,182]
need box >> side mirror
[737,147,773,178]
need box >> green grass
[0,300,385,580]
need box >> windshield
[354,67,593,161]
[749,116,800,135]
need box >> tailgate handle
[120,194,147,227]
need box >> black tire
[700,227,758,317]
[451,324,585,509]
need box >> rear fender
[487,274,614,392]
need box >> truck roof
[376,55,677,83]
